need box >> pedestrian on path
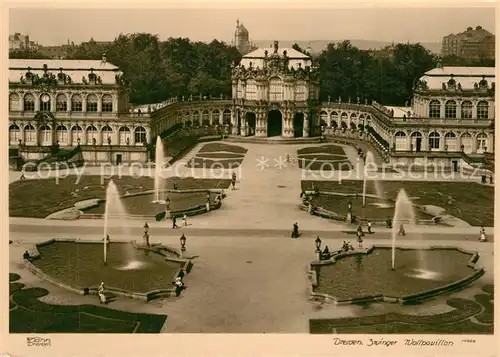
[367,221,373,234]
[398,223,406,236]
[183,214,188,226]
[172,215,179,229]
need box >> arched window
[294,84,306,101]
[102,94,113,112]
[246,80,257,100]
[9,124,20,145]
[134,126,147,144]
[71,94,82,112]
[477,101,489,119]
[394,131,407,151]
[71,125,83,146]
[428,131,440,150]
[24,124,36,145]
[461,132,473,153]
[223,109,231,125]
[320,111,328,126]
[444,132,457,151]
[56,125,68,145]
[193,111,200,127]
[86,125,98,145]
[39,124,52,146]
[461,100,472,119]
[429,100,440,118]
[23,93,35,112]
[444,100,457,118]
[212,110,221,125]
[476,133,488,153]
[9,93,20,112]
[202,110,210,126]
[119,126,131,145]
[86,94,98,112]
[40,93,51,111]
[331,111,339,127]
[56,94,68,112]
[269,78,283,102]
[102,125,113,145]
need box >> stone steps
[225,136,320,145]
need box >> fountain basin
[309,246,484,305]
[25,239,193,302]
[81,191,220,219]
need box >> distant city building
[8,55,151,165]
[233,19,255,55]
[39,40,76,59]
[442,26,495,60]
[9,33,39,51]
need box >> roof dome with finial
[234,19,249,39]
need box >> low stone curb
[308,244,485,305]
[23,238,194,302]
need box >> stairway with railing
[37,145,84,167]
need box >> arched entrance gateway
[245,112,256,136]
[267,110,282,137]
[293,113,304,137]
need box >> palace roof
[243,47,310,59]
[418,66,495,91]
[9,59,122,85]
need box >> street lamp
[166,196,171,209]
[180,234,187,258]
[143,222,150,246]
[315,236,322,261]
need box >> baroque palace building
[9,42,495,169]
[8,56,152,165]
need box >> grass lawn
[195,152,245,159]
[84,191,220,216]
[186,158,244,169]
[198,142,248,154]
[9,273,166,333]
[310,284,493,334]
[9,176,231,218]
[297,145,347,156]
[302,180,494,226]
[297,145,353,171]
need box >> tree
[9,49,50,59]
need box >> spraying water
[154,136,165,203]
[363,151,385,202]
[391,189,416,270]
[103,180,146,269]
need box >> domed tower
[234,19,251,54]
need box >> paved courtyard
[8,141,495,333]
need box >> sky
[9,7,495,46]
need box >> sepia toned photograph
[3,3,496,354]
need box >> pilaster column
[231,110,238,135]
[66,93,71,112]
[219,111,223,125]
[97,95,102,113]
[303,114,309,137]
[440,101,445,119]
[50,94,56,112]
[34,93,40,111]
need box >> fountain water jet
[154,136,165,203]
[103,180,146,269]
[391,189,416,270]
[362,151,385,207]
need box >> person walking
[367,221,373,234]
[182,214,188,226]
[172,215,179,229]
